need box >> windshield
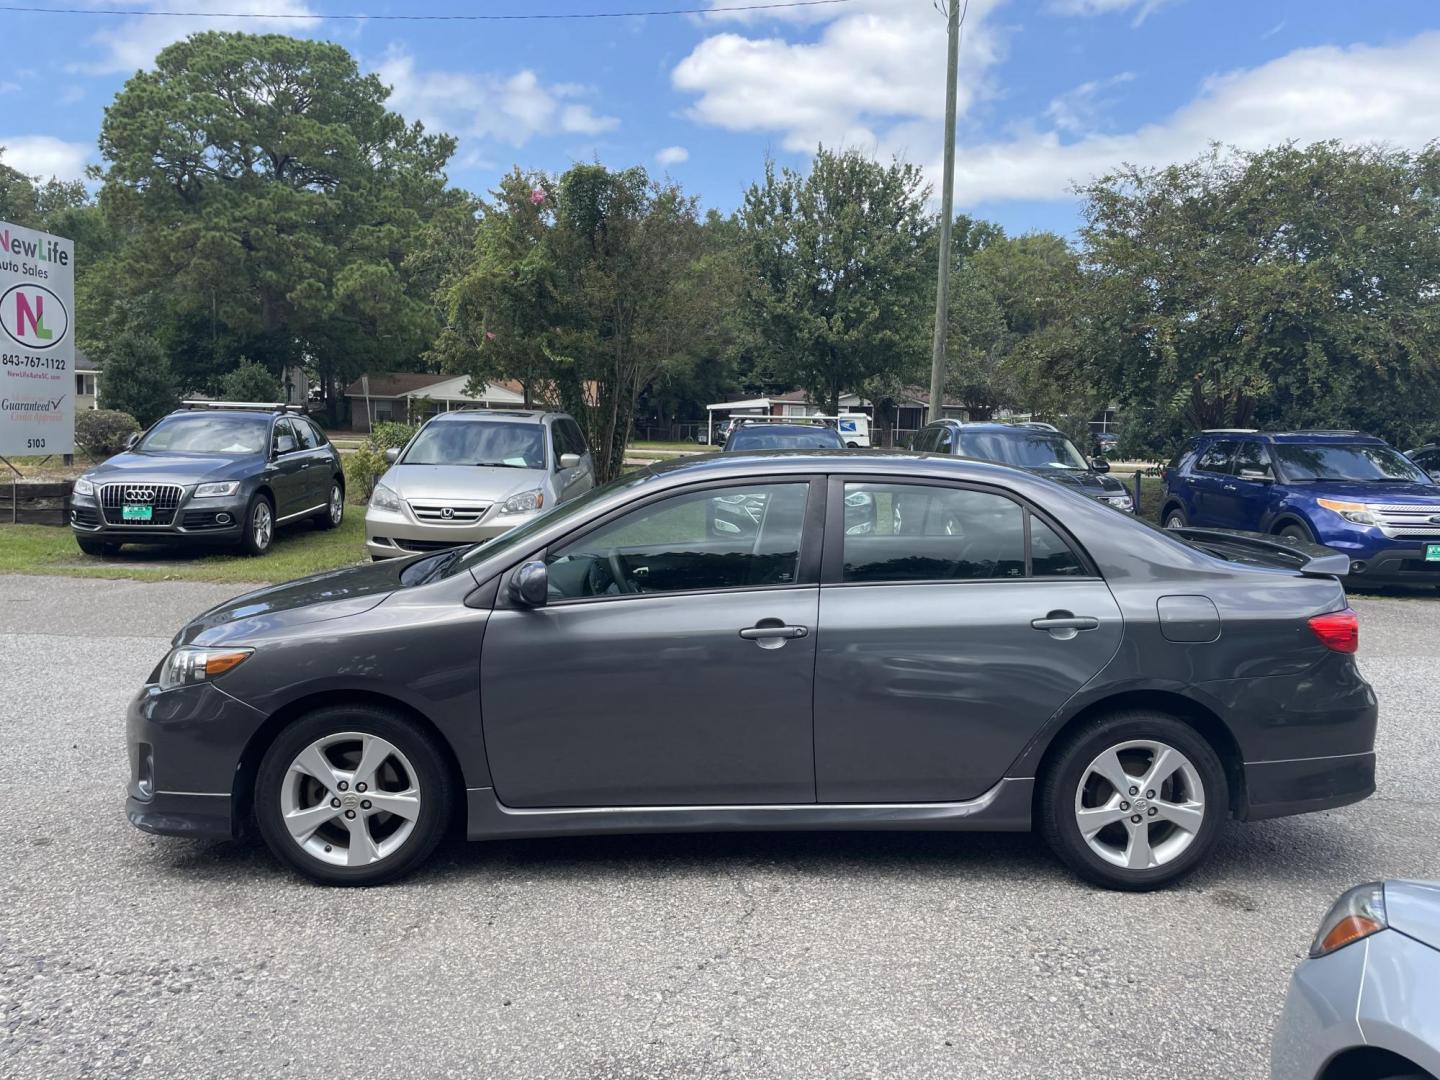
[958,430,1090,470]
[401,421,546,469]
[1272,443,1429,484]
[138,414,269,455]
[727,428,843,451]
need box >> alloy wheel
[279,732,422,867]
[1072,739,1205,871]
[254,502,273,550]
[329,484,344,525]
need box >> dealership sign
[0,221,74,457]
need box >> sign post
[0,220,75,466]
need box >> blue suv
[1161,430,1440,585]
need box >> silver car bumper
[1271,929,1440,1079]
[364,506,538,559]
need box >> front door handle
[1222,483,1236,491]
[739,624,808,640]
[1031,612,1100,640]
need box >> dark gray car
[125,451,1376,888]
[70,403,346,557]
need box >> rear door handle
[739,625,808,640]
[1222,483,1236,491]
[1031,613,1100,637]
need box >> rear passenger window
[840,483,1087,583]
[293,418,318,450]
[1195,441,1237,474]
[1231,441,1273,480]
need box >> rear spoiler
[1172,527,1352,578]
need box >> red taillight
[1309,609,1359,653]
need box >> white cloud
[0,81,19,95]
[1047,0,1174,23]
[0,135,92,181]
[950,32,1440,205]
[656,145,690,166]
[76,0,320,76]
[378,51,619,146]
[1045,72,1134,134]
[672,0,1008,154]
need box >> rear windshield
[727,427,843,451]
[1272,443,1429,484]
[138,414,269,455]
[401,421,546,469]
[958,430,1089,470]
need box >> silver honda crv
[365,409,594,559]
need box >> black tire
[75,536,119,557]
[254,705,454,886]
[1038,710,1228,891]
[313,478,344,530]
[1162,505,1187,530]
[237,493,275,556]
[1276,520,1315,544]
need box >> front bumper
[125,680,267,840]
[71,489,248,543]
[364,505,538,558]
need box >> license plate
[1427,543,1440,562]
[122,504,153,522]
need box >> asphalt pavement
[1,574,1436,1079]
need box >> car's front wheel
[1039,710,1227,891]
[254,705,454,886]
[238,494,274,556]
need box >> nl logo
[0,283,69,350]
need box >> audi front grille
[99,483,184,526]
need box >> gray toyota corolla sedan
[125,451,1377,888]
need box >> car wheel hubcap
[1165,515,1183,529]
[280,732,421,867]
[329,486,343,524]
[255,504,273,548]
[1074,739,1205,871]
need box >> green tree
[1080,141,1440,454]
[739,148,934,414]
[0,148,89,230]
[94,32,470,416]
[218,358,282,402]
[97,332,176,426]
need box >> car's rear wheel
[313,480,344,530]
[1162,506,1187,529]
[238,494,274,556]
[254,705,453,886]
[75,536,119,557]
[1039,711,1227,891]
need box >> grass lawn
[0,513,368,585]
[629,441,715,454]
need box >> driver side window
[545,483,809,599]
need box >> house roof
[344,372,451,398]
[74,349,100,373]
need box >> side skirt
[464,777,1034,841]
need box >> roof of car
[730,423,839,435]
[926,421,1060,435]
[1195,430,1386,444]
[645,448,1030,484]
[426,409,556,424]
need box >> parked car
[1405,439,1440,480]
[365,409,594,559]
[1161,430,1440,586]
[811,412,872,447]
[127,451,1375,888]
[1271,880,1440,1080]
[723,419,846,452]
[69,402,345,558]
[911,420,1135,512]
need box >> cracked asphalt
[2,573,1437,1079]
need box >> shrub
[97,332,176,426]
[218,359,282,403]
[349,421,417,501]
[75,408,141,458]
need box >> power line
[0,0,852,20]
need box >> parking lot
[2,573,1436,1080]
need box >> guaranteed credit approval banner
[0,219,74,457]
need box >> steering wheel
[607,551,641,593]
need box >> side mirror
[124,432,141,450]
[558,452,581,469]
[509,560,549,607]
[384,447,400,464]
[1090,458,1110,473]
[274,435,296,456]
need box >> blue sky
[2,0,1439,236]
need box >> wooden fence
[1,481,73,526]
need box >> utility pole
[927,0,962,423]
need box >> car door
[290,417,329,508]
[549,419,592,503]
[479,478,823,807]
[266,418,308,518]
[1182,439,1237,525]
[812,477,1123,802]
[1212,439,1276,530]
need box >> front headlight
[158,646,253,690]
[73,477,95,496]
[370,482,402,513]
[194,481,240,498]
[501,489,545,514]
[1317,498,1382,526]
[1310,882,1387,957]
[1102,494,1134,511]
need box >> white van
[815,413,871,447]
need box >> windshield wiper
[472,461,526,468]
